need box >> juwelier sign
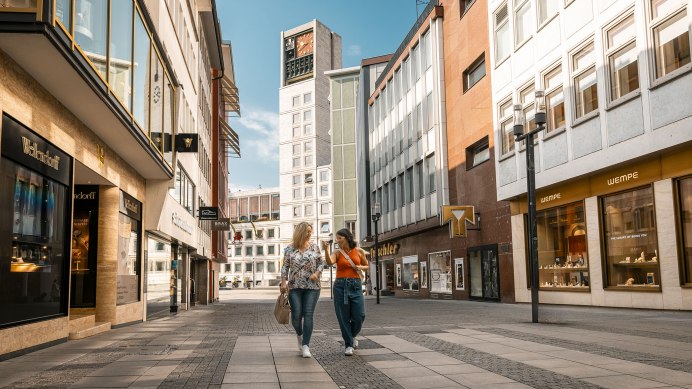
[198,207,219,220]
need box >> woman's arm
[322,241,337,266]
[309,244,324,282]
[358,248,369,270]
[280,247,290,292]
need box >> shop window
[571,41,598,119]
[602,186,660,289]
[677,177,692,285]
[606,13,639,103]
[428,251,452,293]
[116,192,141,305]
[652,8,690,80]
[534,202,589,290]
[402,256,420,291]
[3,159,70,325]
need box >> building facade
[365,2,453,298]
[279,20,341,248]
[0,0,236,358]
[489,0,692,309]
[228,188,282,287]
[326,67,361,241]
[441,0,515,302]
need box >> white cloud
[346,44,362,56]
[236,104,279,163]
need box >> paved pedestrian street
[2,290,692,389]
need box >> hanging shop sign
[211,218,231,231]
[175,133,199,153]
[198,206,219,220]
[440,205,476,238]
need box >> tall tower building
[279,21,342,246]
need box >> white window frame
[498,97,514,156]
[514,0,533,49]
[536,0,559,29]
[292,112,300,124]
[542,64,565,134]
[303,92,312,104]
[604,11,640,105]
[292,95,300,107]
[649,2,691,83]
[494,2,511,64]
[303,109,312,122]
[570,39,599,122]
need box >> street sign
[199,207,219,220]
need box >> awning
[220,119,240,158]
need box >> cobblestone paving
[311,335,404,389]
[395,332,605,389]
[478,326,692,374]
[158,333,236,389]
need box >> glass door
[469,245,500,300]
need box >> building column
[95,186,119,324]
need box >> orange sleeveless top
[336,247,362,279]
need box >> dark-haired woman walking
[323,228,369,356]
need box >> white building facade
[279,20,341,248]
[489,0,692,309]
[227,188,282,287]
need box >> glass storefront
[71,185,99,307]
[677,177,692,285]
[402,256,419,291]
[428,251,452,293]
[117,191,141,305]
[0,115,72,327]
[602,186,660,289]
[535,202,589,290]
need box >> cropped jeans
[288,288,320,346]
[333,278,365,348]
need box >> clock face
[296,31,313,57]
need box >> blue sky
[217,1,421,192]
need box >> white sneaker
[344,346,354,356]
[301,345,312,358]
[353,339,359,349]
[297,335,303,351]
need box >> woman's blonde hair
[292,221,313,249]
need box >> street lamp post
[371,203,381,304]
[513,90,547,324]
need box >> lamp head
[535,90,546,125]
[371,202,381,219]
[513,104,525,138]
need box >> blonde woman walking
[280,222,324,358]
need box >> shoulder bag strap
[338,248,360,274]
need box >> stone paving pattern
[0,291,692,388]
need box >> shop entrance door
[468,245,499,300]
[70,185,99,308]
[384,262,394,294]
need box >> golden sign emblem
[184,137,193,148]
[440,205,475,238]
[97,144,105,166]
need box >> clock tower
[278,20,342,251]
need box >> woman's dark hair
[336,228,357,250]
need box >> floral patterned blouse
[281,243,324,290]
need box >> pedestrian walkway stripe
[478,326,692,374]
[394,331,605,389]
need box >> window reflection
[75,0,108,80]
[132,10,150,132]
[110,0,133,110]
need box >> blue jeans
[288,288,320,346]
[333,278,365,348]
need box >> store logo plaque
[211,218,231,231]
[198,207,219,220]
[440,205,476,238]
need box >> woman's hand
[309,272,320,282]
[280,281,287,294]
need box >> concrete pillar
[95,186,119,324]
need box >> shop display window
[117,192,141,305]
[146,237,170,303]
[402,256,419,291]
[428,251,452,293]
[602,186,660,289]
[677,177,692,285]
[1,159,69,326]
[535,202,589,290]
